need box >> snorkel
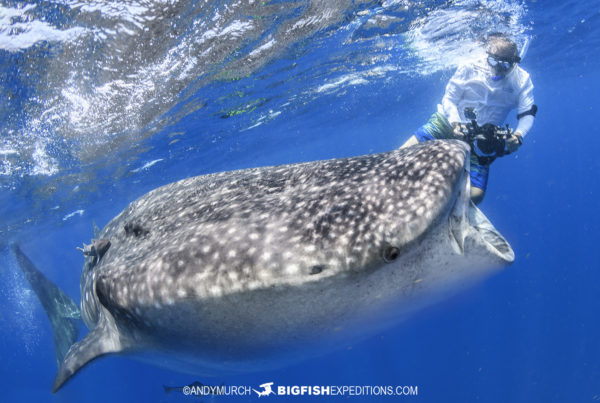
[490,70,507,81]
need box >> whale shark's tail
[11,245,81,368]
[13,244,129,393]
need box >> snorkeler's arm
[515,115,533,139]
[515,72,535,138]
[440,65,467,124]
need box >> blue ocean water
[1,0,599,402]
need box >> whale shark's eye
[382,246,400,263]
[310,265,325,275]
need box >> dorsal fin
[93,220,101,238]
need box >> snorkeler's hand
[452,122,466,139]
[506,132,523,152]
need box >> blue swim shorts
[414,112,490,191]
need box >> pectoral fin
[52,311,128,393]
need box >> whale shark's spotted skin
[15,140,514,392]
[85,141,465,327]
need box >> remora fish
[13,140,514,392]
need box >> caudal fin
[13,244,128,392]
[11,244,81,366]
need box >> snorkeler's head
[485,33,521,80]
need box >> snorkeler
[401,33,537,204]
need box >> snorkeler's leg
[470,186,485,205]
[402,113,454,149]
[469,158,490,205]
[400,135,419,148]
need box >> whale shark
[13,140,514,392]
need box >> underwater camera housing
[459,120,513,165]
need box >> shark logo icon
[253,382,275,397]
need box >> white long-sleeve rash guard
[437,59,536,138]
